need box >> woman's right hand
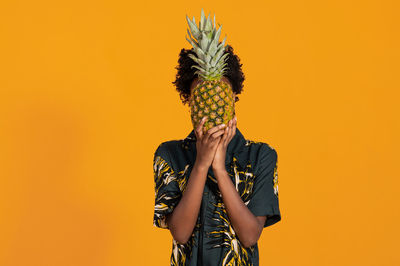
[194,116,227,170]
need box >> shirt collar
[182,127,248,169]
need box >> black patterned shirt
[153,127,281,266]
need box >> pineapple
[186,9,236,134]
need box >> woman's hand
[212,116,237,173]
[194,116,227,170]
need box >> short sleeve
[153,143,182,229]
[246,145,281,228]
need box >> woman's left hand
[211,115,237,173]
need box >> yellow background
[1,0,399,265]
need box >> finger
[231,117,237,138]
[208,129,226,147]
[224,119,233,145]
[196,116,208,139]
[217,134,225,147]
[223,119,232,142]
[214,135,223,146]
[210,127,226,141]
[204,123,226,143]
[208,123,226,135]
[221,125,229,146]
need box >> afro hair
[172,44,245,106]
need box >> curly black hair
[172,44,245,106]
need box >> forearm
[167,160,208,244]
[214,168,261,248]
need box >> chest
[174,155,257,206]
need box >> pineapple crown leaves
[185,8,229,80]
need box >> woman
[152,45,281,266]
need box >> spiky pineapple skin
[190,79,235,134]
